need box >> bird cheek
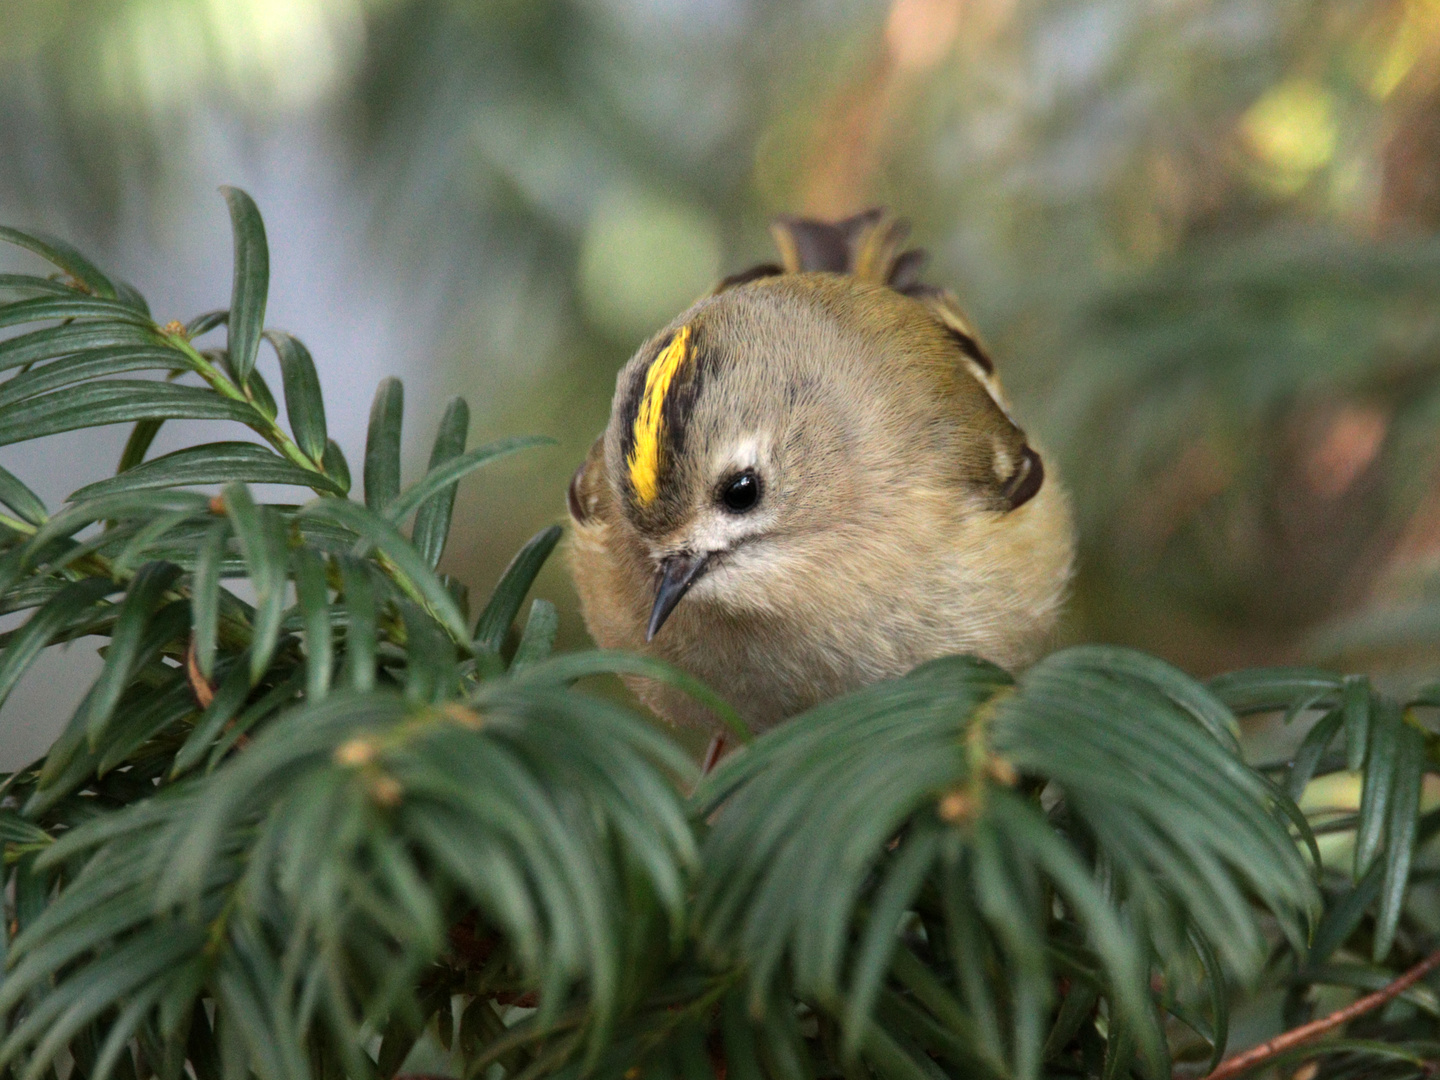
[696,547,786,614]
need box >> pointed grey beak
[647,551,710,641]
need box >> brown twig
[701,733,727,775]
[185,634,257,751]
[185,635,216,708]
[1201,947,1440,1080]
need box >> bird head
[595,212,1048,641]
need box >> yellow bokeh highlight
[1371,0,1440,100]
[1239,79,1338,193]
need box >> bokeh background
[2,0,1439,766]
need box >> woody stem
[1199,947,1440,1080]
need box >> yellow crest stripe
[627,324,692,505]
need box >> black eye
[720,470,761,513]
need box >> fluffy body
[568,264,1074,734]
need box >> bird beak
[647,551,710,641]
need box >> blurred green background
[2,0,1439,761]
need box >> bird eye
[720,470,761,513]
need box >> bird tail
[769,208,926,288]
[710,208,928,294]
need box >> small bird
[567,209,1074,755]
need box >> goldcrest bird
[567,209,1074,749]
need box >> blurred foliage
[3,0,1439,680]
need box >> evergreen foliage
[0,192,1436,1080]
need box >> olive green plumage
[568,209,1075,734]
